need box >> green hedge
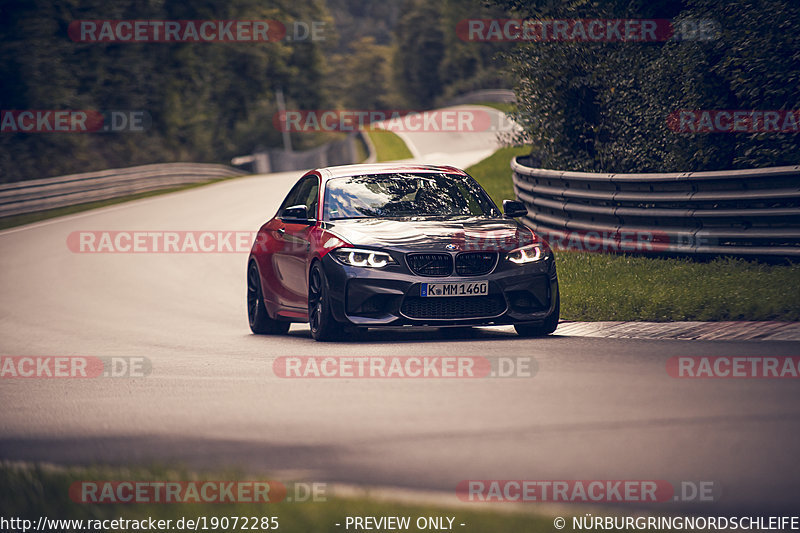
[498,0,800,172]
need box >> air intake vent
[401,294,507,319]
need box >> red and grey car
[247,163,559,341]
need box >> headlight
[332,248,396,268]
[505,243,547,264]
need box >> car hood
[325,217,535,253]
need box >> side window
[280,178,307,212]
[279,175,319,219]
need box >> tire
[308,262,342,341]
[514,289,560,338]
[247,261,290,335]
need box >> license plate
[421,281,488,297]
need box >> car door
[271,175,319,311]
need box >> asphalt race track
[1,107,799,515]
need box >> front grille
[401,294,507,319]
[455,252,498,276]
[407,253,453,276]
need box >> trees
[498,0,800,172]
[328,36,398,109]
[393,0,446,108]
[0,0,331,182]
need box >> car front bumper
[320,252,559,328]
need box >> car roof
[310,163,468,183]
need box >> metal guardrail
[511,157,800,256]
[0,163,246,218]
[232,131,369,174]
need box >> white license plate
[421,281,488,297]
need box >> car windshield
[324,173,500,220]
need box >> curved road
[1,107,799,515]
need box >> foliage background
[2,0,799,181]
[498,0,800,172]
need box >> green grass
[365,130,414,162]
[465,145,529,207]
[0,177,244,231]
[355,133,369,163]
[557,252,800,321]
[1,463,553,533]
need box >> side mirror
[280,204,314,224]
[503,199,528,218]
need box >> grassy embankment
[1,463,557,533]
[364,130,414,162]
